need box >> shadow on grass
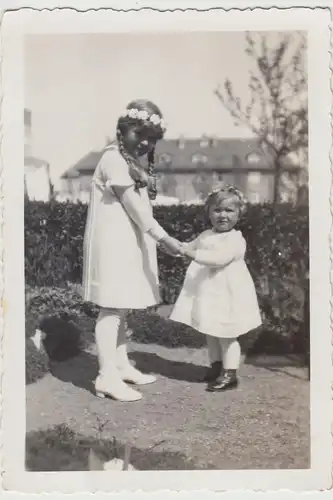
[245,356,308,381]
[26,309,308,387]
[50,350,207,390]
[25,314,96,386]
[50,351,98,393]
[27,340,307,395]
[26,424,213,471]
[129,351,207,383]
[131,351,308,383]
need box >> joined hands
[159,237,195,259]
[159,237,182,256]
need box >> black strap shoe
[202,361,223,382]
[206,369,238,392]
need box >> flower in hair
[127,108,139,119]
[150,114,161,126]
[122,108,166,130]
[137,110,149,120]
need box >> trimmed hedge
[25,200,309,351]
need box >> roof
[62,150,104,178]
[25,155,48,168]
[154,137,274,171]
[61,137,297,179]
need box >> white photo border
[1,5,332,494]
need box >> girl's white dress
[170,229,262,338]
[82,145,165,309]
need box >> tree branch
[214,32,308,203]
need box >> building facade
[60,137,300,204]
[24,109,51,202]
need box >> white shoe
[118,364,157,385]
[95,375,142,402]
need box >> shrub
[25,200,309,354]
[26,424,203,471]
[25,284,99,383]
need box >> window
[192,153,208,165]
[247,192,261,204]
[247,171,262,186]
[246,152,262,165]
[158,153,172,166]
[219,155,236,168]
[200,137,210,148]
[218,173,235,184]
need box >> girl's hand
[181,245,196,260]
[160,236,182,256]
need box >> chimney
[200,134,210,148]
[210,136,218,148]
[177,136,186,149]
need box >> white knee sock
[206,335,223,364]
[116,311,131,370]
[220,339,241,370]
[95,308,122,378]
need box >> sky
[24,31,299,185]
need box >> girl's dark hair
[147,148,157,199]
[116,99,164,199]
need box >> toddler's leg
[206,335,222,363]
[222,338,241,370]
[94,307,142,402]
[116,311,157,385]
[207,338,240,392]
[203,335,223,382]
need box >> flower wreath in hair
[117,108,166,200]
[122,108,166,131]
[207,183,247,217]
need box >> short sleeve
[100,148,135,188]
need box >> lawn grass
[26,340,310,471]
[26,292,309,471]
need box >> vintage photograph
[1,5,331,494]
[25,29,310,471]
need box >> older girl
[171,184,262,392]
[82,99,181,402]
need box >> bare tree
[215,32,308,203]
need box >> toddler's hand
[181,245,196,260]
[160,236,182,256]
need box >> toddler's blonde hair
[205,183,247,217]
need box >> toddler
[171,184,262,391]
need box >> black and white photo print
[0,4,331,495]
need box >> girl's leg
[116,311,157,385]
[207,338,240,392]
[94,307,142,401]
[203,335,223,382]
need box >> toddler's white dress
[82,145,166,309]
[170,229,262,338]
